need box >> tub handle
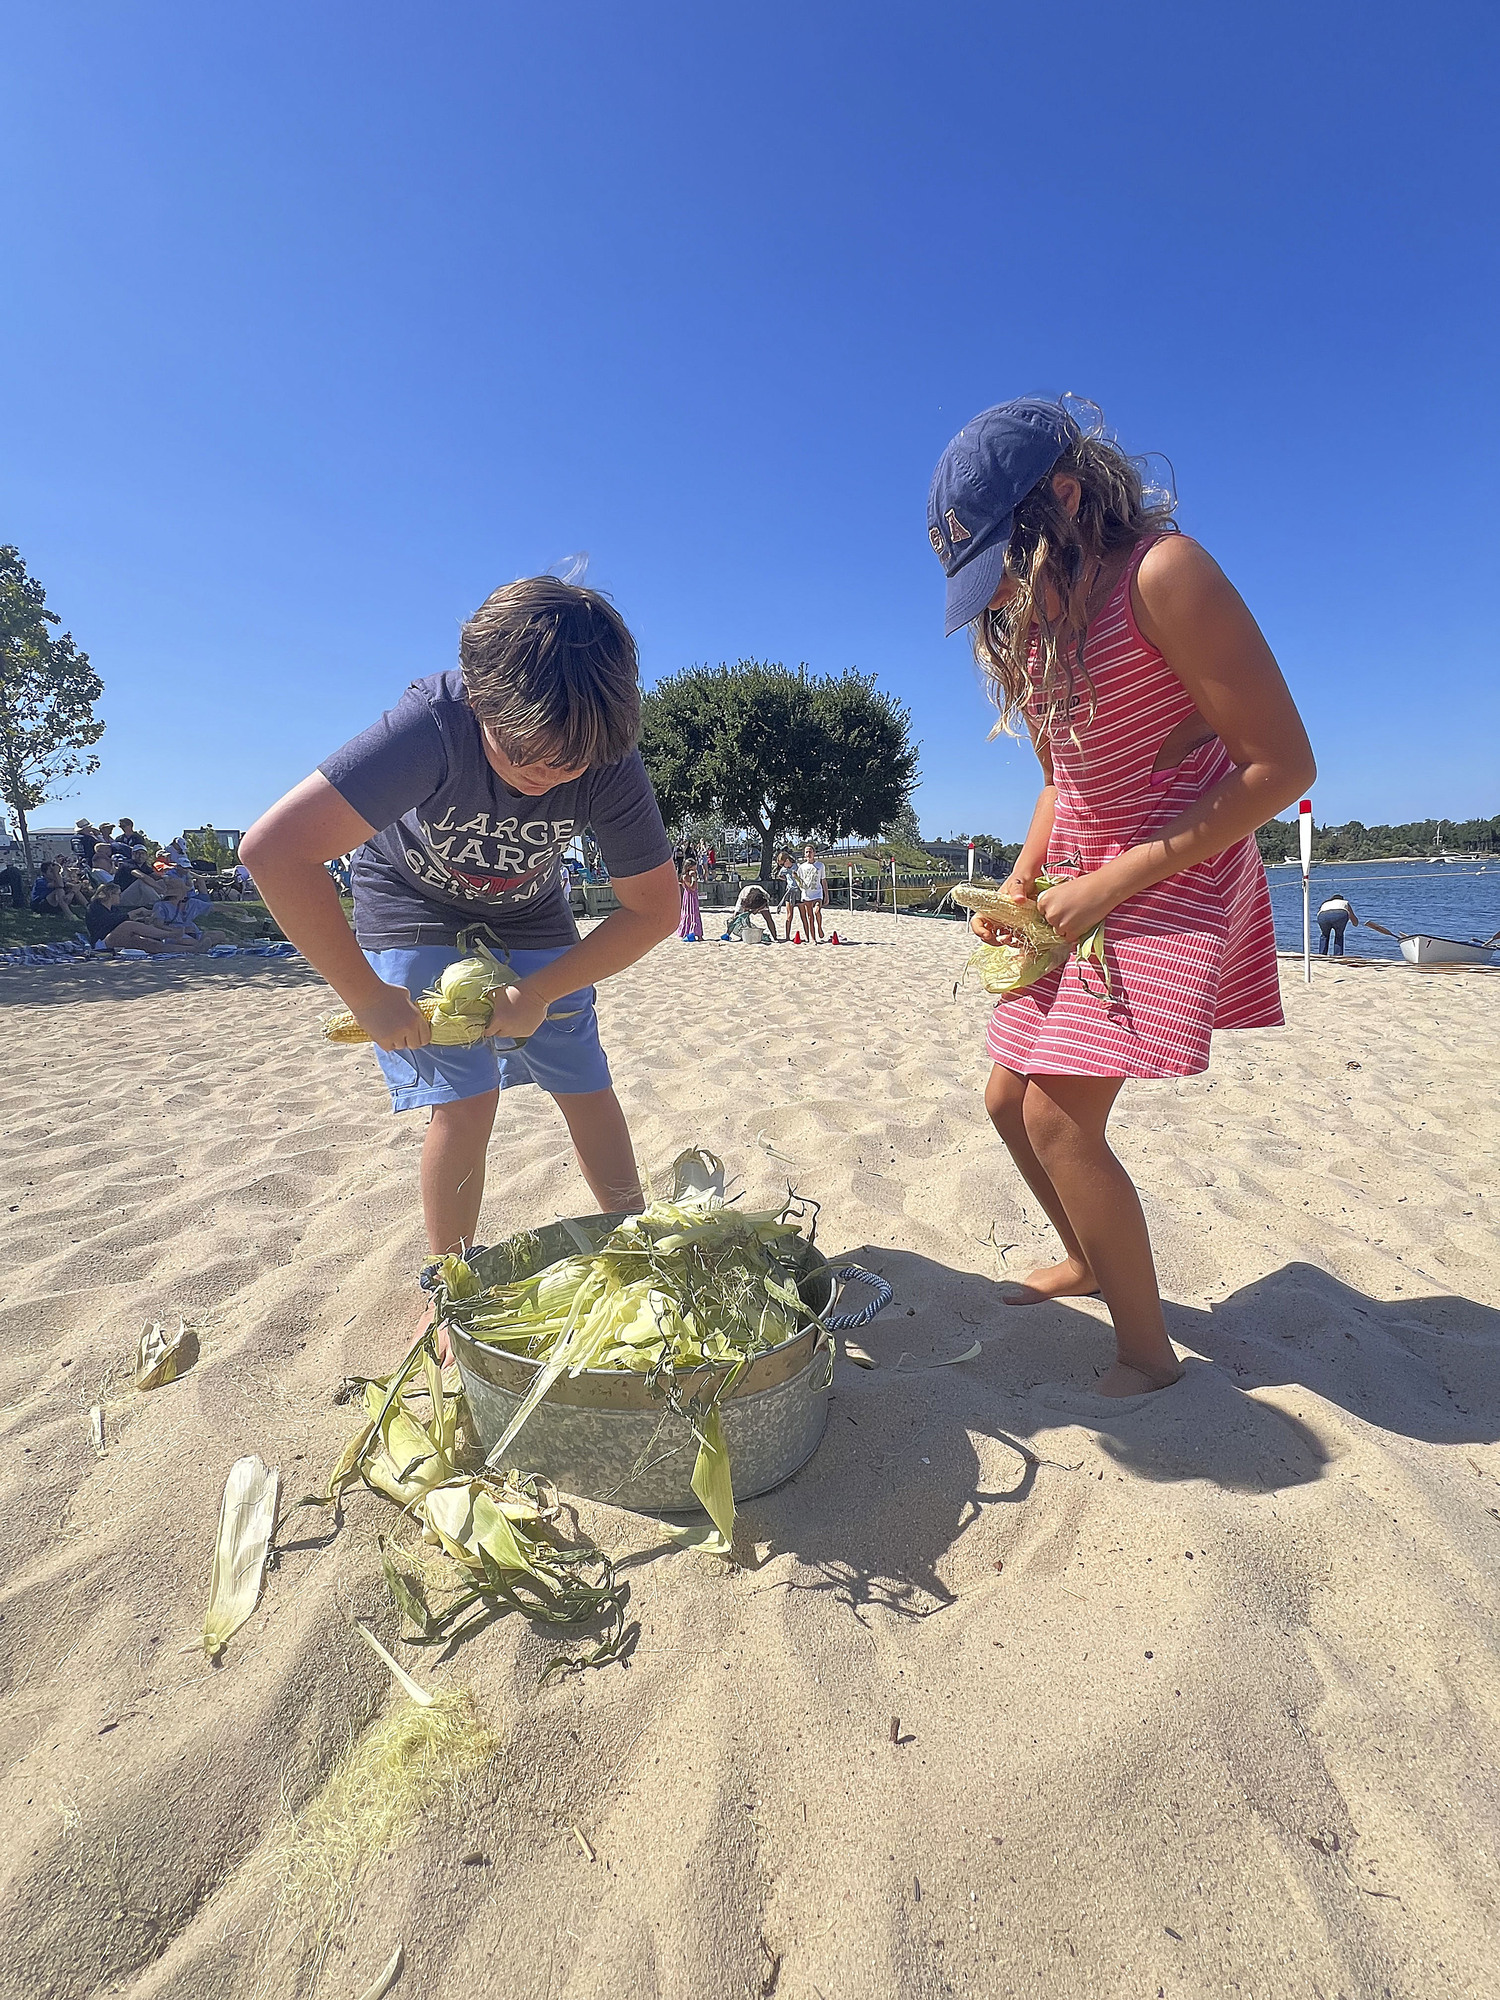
[826,1265,894,1332]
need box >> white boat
[1398,933,1500,966]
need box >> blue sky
[3,1,1496,844]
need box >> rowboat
[1398,932,1499,966]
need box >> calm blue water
[1264,858,1500,960]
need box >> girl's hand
[354,981,434,1051]
[1035,869,1121,943]
[969,870,1038,946]
[485,980,549,1042]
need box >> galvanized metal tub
[446,1214,837,1514]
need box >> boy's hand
[485,981,549,1042]
[354,981,434,1051]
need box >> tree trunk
[14,803,32,873]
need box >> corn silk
[948,876,1111,999]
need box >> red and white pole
[967,838,976,882]
[1299,800,1314,983]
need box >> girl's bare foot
[1001,1257,1099,1304]
[1096,1358,1183,1397]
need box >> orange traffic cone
[829,930,841,945]
[792,928,803,943]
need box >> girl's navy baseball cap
[928,399,1074,635]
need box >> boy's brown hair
[459,577,641,770]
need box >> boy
[240,578,679,1269]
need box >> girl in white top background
[797,844,827,941]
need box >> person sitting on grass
[30,860,88,923]
[85,882,201,955]
[151,876,226,945]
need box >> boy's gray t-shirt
[319,670,671,949]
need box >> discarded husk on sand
[136,1318,199,1389]
[202,1454,280,1660]
[310,1333,631,1676]
[948,876,1111,999]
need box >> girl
[677,859,703,941]
[798,844,827,942]
[928,398,1314,1395]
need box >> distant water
[1264,858,1500,960]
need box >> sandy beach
[1,909,1496,2000]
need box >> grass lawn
[1,897,286,951]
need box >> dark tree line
[1256,813,1499,863]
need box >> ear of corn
[949,876,1112,1000]
[322,944,516,1045]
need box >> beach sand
[1,912,1496,1999]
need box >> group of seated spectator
[11,817,239,956]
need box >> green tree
[881,801,924,849]
[0,547,104,867]
[640,661,918,880]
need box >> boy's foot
[1095,1358,1183,1397]
[1000,1257,1099,1304]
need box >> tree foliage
[1257,812,1499,863]
[0,547,104,864]
[640,661,918,878]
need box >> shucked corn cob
[322,947,513,1045]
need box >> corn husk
[313,1337,630,1676]
[136,1318,199,1389]
[948,877,1111,999]
[202,1454,280,1660]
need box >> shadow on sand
[738,1246,1499,1626]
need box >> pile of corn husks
[427,1181,824,1552]
[948,875,1111,998]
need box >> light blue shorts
[364,943,611,1112]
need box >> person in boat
[1317,892,1358,956]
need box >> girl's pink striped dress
[987,535,1283,1080]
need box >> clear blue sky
[4,1,1496,844]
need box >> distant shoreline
[1264,854,1491,867]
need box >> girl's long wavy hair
[974,399,1177,742]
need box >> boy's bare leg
[552,1087,645,1214]
[422,1089,499,1254]
[1020,1074,1180,1395]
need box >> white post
[1299,799,1314,984]
[848,859,854,913]
[967,839,976,882]
[891,856,898,923]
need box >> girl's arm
[971,733,1057,945]
[239,773,434,1050]
[1036,539,1315,942]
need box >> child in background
[677,860,703,941]
[797,844,827,941]
[721,882,777,943]
[240,578,680,1286]
[928,398,1314,1394]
